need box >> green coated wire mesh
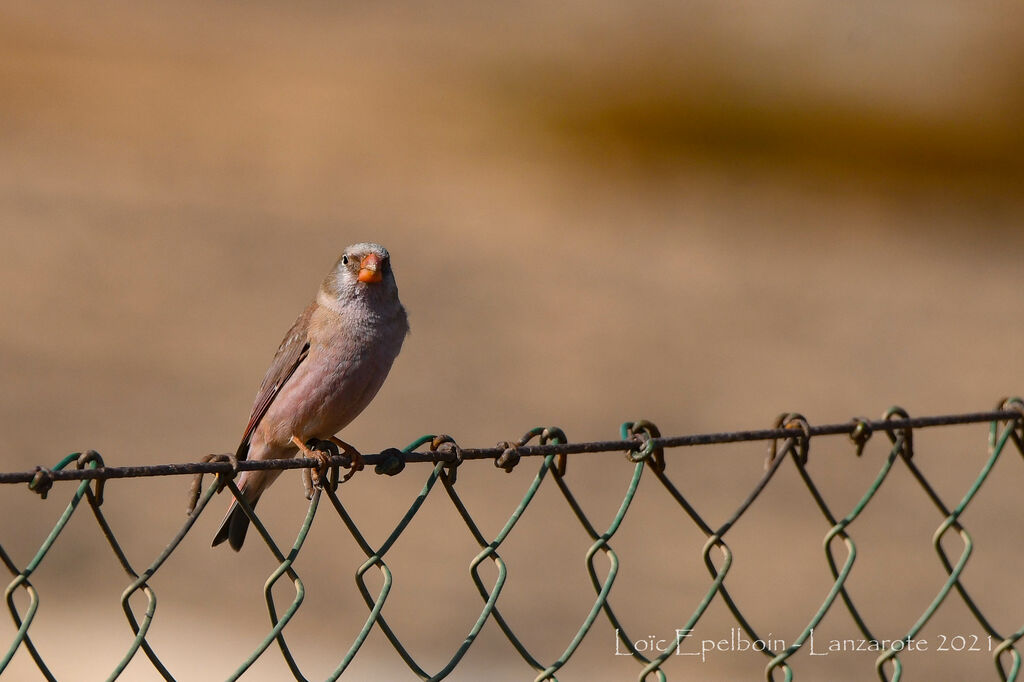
[2,400,1024,681]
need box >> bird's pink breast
[254,326,403,451]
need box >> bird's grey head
[322,242,400,303]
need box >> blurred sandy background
[2,1,1024,680]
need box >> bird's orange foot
[291,435,335,495]
[327,436,364,483]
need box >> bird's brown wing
[235,300,315,460]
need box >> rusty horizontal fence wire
[2,400,1024,681]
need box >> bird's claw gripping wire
[294,437,335,498]
[327,436,364,483]
[295,437,363,498]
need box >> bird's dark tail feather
[212,496,259,551]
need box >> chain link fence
[2,400,1024,681]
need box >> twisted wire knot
[28,465,54,499]
[76,450,106,505]
[883,406,914,460]
[849,417,874,457]
[540,426,568,476]
[768,413,810,467]
[431,434,464,484]
[495,442,522,473]
[375,447,407,476]
[624,420,665,472]
[187,453,238,514]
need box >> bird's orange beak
[357,253,384,283]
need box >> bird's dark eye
[342,255,349,265]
